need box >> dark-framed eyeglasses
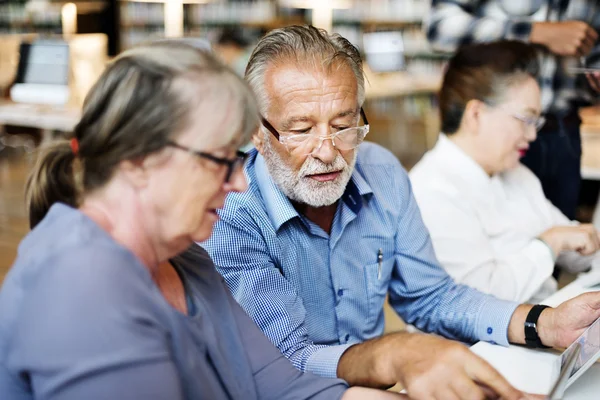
[166,141,248,183]
[260,108,370,155]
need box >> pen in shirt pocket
[377,248,383,280]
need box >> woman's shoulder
[171,243,226,289]
[0,244,174,400]
[2,205,159,339]
[410,151,462,199]
[3,235,156,325]
[9,205,152,294]
[503,163,544,192]
[172,243,212,267]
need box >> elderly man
[203,25,600,399]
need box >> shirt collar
[434,134,498,187]
[253,150,374,232]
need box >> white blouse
[409,134,593,303]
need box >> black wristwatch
[524,304,551,348]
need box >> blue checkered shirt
[427,0,600,113]
[202,142,518,378]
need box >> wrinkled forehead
[264,61,359,119]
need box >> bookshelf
[0,1,62,35]
[329,0,445,166]
[119,0,298,50]
[116,0,444,165]
[117,0,446,91]
[0,1,115,54]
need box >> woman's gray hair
[26,41,258,228]
[245,25,365,116]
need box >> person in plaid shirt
[427,0,600,222]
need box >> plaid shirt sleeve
[426,0,533,53]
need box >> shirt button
[337,289,344,297]
[487,327,493,335]
[345,334,350,342]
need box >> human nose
[224,166,248,193]
[525,124,537,142]
[310,134,338,164]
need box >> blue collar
[253,151,373,232]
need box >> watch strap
[525,304,551,348]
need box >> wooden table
[0,101,80,136]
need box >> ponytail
[25,141,78,229]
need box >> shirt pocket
[363,257,394,327]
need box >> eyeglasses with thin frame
[511,113,546,131]
[166,141,248,183]
[491,104,546,132]
[261,108,370,155]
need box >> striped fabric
[202,142,518,378]
[426,0,600,113]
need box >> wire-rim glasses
[261,108,370,155]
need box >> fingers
[583,226,600,254]
[585,73,600,93]
[579,33,597,57]
[450,375,486,400]
[434,388,462,400]
[466,355,522,400]
[521,393,545,400]
[577,23,598,57]
[479,383,501,399]
[585,24,599,49]
[576,291,600,311]
[551,292,600,348]
[568,22,597,57]
[569,225,600,255]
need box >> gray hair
[26,41,258,228]
[245,25,365,116]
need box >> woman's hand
[539,224,600,256]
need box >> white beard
[262,139,357,208]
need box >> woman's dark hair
[440,40,540,134]
[25,42,258,229]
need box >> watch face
[525,321,537,330]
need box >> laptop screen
[15,40,70,86]
[548,343,581,399]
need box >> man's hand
[537,292,600,349]
[530,21,598,57]
[337,332,526,399]
[586,71,600,93]
[342,387,408,399]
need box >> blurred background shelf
[115,0,445,166]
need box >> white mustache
[299,155,348,178]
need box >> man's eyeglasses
[261,108,370,155]
[166,141,248,183]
